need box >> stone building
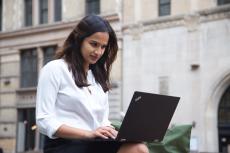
[0,1,122,153]
[122,0,230,153]
[0,0,229,153]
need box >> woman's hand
[87,126,118,139]
[55,124,118,140]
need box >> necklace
[87,87,92,94]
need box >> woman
[36,15,149,153]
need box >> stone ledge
[122,4,230,33]
[16,87,36,93]
[0,13,120,40]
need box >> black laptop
[116,91,180,142]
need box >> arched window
[218,86,230,153]
[218,86,230,124]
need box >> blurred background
[0,0,230,153]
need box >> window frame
[218,86,230,124]
[218,0,230,5]
[54,0,62,22]
[39,0,48,24]
[42,45,57,65]
[0,0,2,31]
[20,48,38,88]
[24,0,33,26]
[17,108,36,152]
[158,0,171,17]
[85,0,100,15]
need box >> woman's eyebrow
[89,39,108,46]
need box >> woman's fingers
[98,126,117,139]
[103,126,118,137]
[92,126,118,139]
[94,129,109,139]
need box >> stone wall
[122,5,230,152]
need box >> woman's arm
[36,62,63,138]
[55,124,118,139]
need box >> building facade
[0,0,122,153]
[0,0,230,153]
[122,0,230,153]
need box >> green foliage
[112,121,192,153]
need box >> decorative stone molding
[184,13,200,32]
[122,4,230,34]
[0,121,16,124]
[102,13,120,21]
[126,23,143,40]
[199,4,230,23]
[0,13,120,40]
[0,21,74,40]
[143,15,184,32]
[0,91,16,94]
[0,50,19,56]
[122,15,184,33]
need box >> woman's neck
[84,63,89,73]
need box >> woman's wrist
[83,130,94,139]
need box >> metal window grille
[17,108,35,151]
[218,86,230,124]
[39,0,48,24]
[159,0,171,16]
[43,46,56,65]
[86,0,100,15]
[54,0,62,21]
[20,49,38,88]
[25,0,33,26]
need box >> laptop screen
[116,91,180,142]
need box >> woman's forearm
[54,124,93,139]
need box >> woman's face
[81,32,109,70]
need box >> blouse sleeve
[36,62,63,139]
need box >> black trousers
[44,137,123,153]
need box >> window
[218,0,230,5]
[218,86,230,152]
[39,0,48,24]
[86,0,100,15]
[20,49,37,88]
[159,76,169,95]
[218,86,230,124]
[54,0,62,22]
[159,0,171,16]
[25,0,33,26]
[0,0,2,31]
[43,46,57,65]
[17,108,36,152]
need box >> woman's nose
[95,47,104,55]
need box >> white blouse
[36,59,111,139]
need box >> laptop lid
[116,91,180,142]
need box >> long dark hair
[55,15,118,92]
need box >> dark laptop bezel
[116,91,180,142]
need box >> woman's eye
[101,45,107,49]
[90,42,98,47]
